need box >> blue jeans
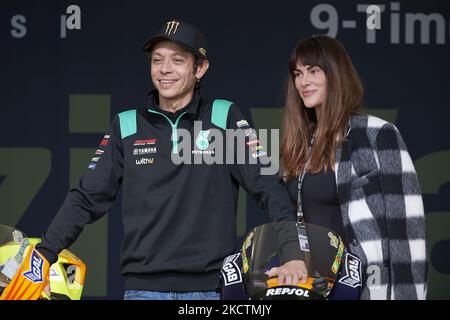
[124,290,220,300]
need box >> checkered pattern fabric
[335,114,427,300]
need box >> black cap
[143,19,207,58]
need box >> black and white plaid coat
[335,114,427,300]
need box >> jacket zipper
[148,109,187,154]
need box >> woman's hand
[265,260,308,286]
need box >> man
[31,19,300,300]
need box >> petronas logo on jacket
[196,130,210,151]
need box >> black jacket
[37,89,296,291]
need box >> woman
[278,35,427,300]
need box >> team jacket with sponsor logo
[36,89,296,292]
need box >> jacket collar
[145,88,202,117]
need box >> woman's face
[293,62,327,109]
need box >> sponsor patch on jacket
[136,157,154,165]
[95,149,104,155]
[91,157,100,162]
[88,163,97,169]
[133,147,157,156]
[251,151,267,158]
[236,120,249,128]
[221,253,242,286]
[192,130,215,154]
[192,150,215,155]
[100,138,109,146]
[243,128,258,140]
[338,252,362,288]
[246,140,259,146]
[134,138,156,146]
[195,130,210,150]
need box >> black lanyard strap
[296,135,315,223]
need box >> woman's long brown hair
[281,35,364,179]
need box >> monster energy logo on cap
[165,20,180,35]
[143,20,208,57]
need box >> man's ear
[195,59,209,81]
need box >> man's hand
[265,260,308,286]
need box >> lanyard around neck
[296,134,315,223]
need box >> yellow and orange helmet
[0,225,86,300]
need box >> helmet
[0,225,86,300]
[219,221,363,300]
